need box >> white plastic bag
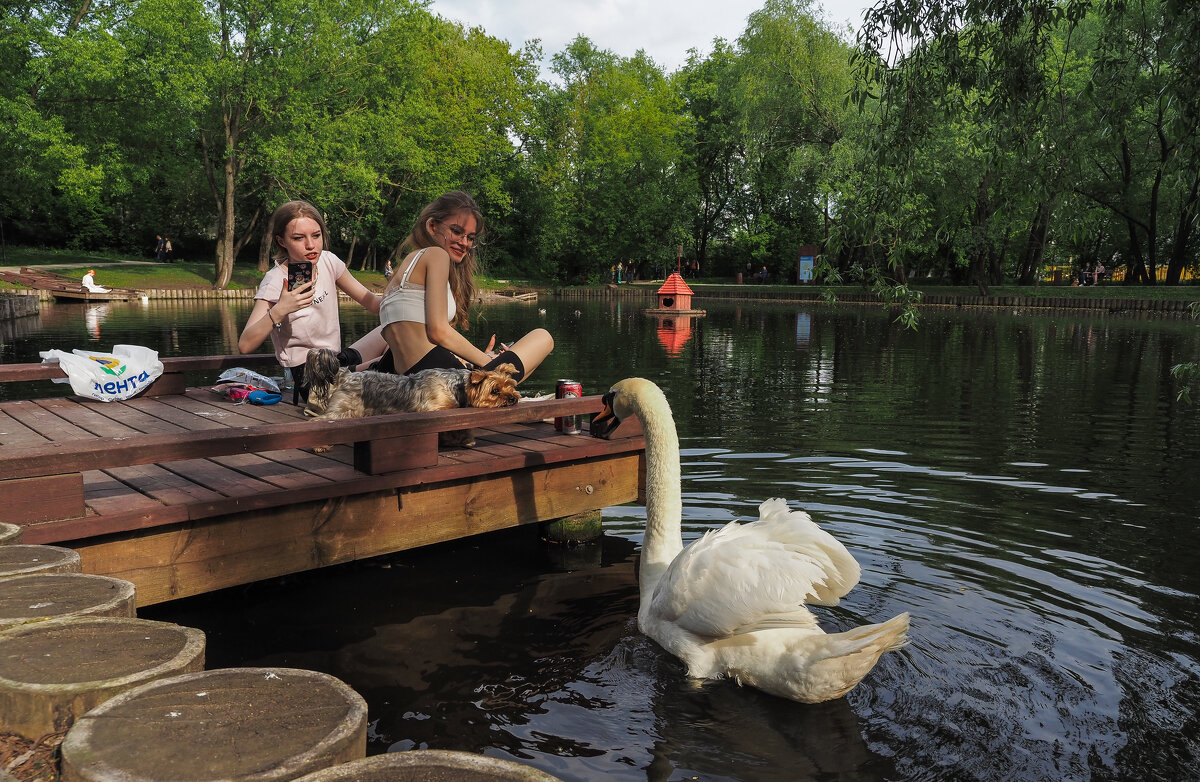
[215,368,281,393]
[40,344,164,402]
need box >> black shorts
[403,345,526,382]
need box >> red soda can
[555,379,583,434]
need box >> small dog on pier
[303,347,521,448]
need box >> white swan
[591,377,910,703]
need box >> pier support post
[540,509,603,544]
[540,510,604,570]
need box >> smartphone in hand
[287,261,313,290]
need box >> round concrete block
[0,574,136,631]
[292,750,564,781]
[0,544,81,580]
[0,617,205,740]
[60,667,367,782]
[0,523,21,545]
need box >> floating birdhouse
[645,273,705,316]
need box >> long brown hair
[269,200,329,263]
[396,191,482,330]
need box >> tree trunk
[970,173,993,296]
[1017,200,1052,285]
[1164,171,1200,285]
[257,222,272,273]
[1124,217,1151,284]
[214,153,236,289]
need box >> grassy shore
[2,246,1197,301]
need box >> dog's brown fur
[302,348,520,449]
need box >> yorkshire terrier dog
[302,348,520,449]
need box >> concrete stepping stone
[0,616,205,740]
[60,667,367,782]
[293,750,565,781]
[0,573,136,632]
[0,523,21,545]
[0,544,81,580]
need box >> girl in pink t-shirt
[238,200,387,403]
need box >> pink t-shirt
[254,250,347,368]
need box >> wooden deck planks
[3,388,336,516]
[256,447,361,481]
[34,397,145,438]
[122,396,239,431]
[0,407,52,447]
[105,462,228,505]
[3,399,96,442]
[67,398,191,435]
[84,470,168,515]
[6,386,643,558]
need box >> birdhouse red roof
[656,273,694,296]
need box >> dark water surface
[5,296,1200,781]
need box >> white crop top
[379,248,457,326]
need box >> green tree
[732,0,854,282]
[677,41,744,271]
[528,37,688,282]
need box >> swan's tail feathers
[783,612,911,704]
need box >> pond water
[5,295,1200,781]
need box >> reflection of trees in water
[156,522,890,781]
[331,535,642,760]
[216,303,241,353]
[320,532,886,782]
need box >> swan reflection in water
[145,519,895,782]
[320,534,891,782]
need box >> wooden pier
[0,267,142,302]
[0,355,643,607]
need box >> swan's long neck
[632,389,684,596]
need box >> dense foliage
[1,0,1197,288]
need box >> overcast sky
[426,0,871,75]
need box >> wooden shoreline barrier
[550,284,1198,315]
[0,355,639,780]
[4,282,1193,316]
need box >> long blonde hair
[396,191,482,330]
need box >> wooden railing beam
[0,396,606,480]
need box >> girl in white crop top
[379,191,553,382]
[379,248,456,326]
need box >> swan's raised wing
[648,498,862,638]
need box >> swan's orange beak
[590,391,620,438]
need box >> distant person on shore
[164,237,173,262]
[82,269,109,293]
[155,235,165,262]
[378,190,552,382]
[384,259,393,280]
[238,199,388,405]
[758,265,768,284]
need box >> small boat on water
[0,267,142,302]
